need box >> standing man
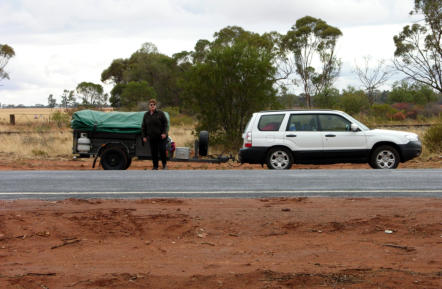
[142,99,168,170]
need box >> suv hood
[368,129,414,136]
[367,129,419,141]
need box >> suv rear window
[258,114,285,131]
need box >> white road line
[0,190,441,195]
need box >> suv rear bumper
[239,147,267,164]
[399,141,422,162]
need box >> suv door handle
[286,134,297,137]
[325,134,336,137]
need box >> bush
[50,111,70,128]
[338,87,369,115]
[391,111,406,121]
[314,87,339,109]
[163,106,195,126]
[370,104,398,120]
[423,123,442,153]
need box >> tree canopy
[102,42,182,108]
[393,0,442,92]
[281,16,343,108]
[179,26,279,148]
[0,44,15,82]
[76,82,108,107]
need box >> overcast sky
[0,0,419,106]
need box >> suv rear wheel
[266,147,293,170]
[370,145,399,169]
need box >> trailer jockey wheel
[100,147,128,170]
[198,131,209,157]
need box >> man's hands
[143,135,166,142]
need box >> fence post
[10,114,15,125]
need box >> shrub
[338,87,369,115]
[423,123,442,153]
[391,111,406,121]
[370,104,398,120]
[50,111,70,128]
[313,87,339,109]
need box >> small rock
[384,230,394,234]
[281,208,291,212]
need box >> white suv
[239,110,422,169]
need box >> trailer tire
[100,147,128,170]
[199,131,209,156]
[124,157,132,170]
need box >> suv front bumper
[399,141,422,162]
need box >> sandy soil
[0,157,441,288]
[0,198,441,288]
[0,154,441,170]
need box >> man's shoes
[162,165,167,170]
[152,167,158,170]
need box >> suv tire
[101,147,128,170]
[266,147,293,170]
[370,145,399,169]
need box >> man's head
[148,99,157,112]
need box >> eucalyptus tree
[179,26,279,148]
[102,42,183,108]
[393,0,442,93]
[0,44,15,83]
[76,82,108,107]
[282,16,342,108]
[354,56,393,105]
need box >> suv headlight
[405,134,419,142]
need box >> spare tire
[198,131,209,156]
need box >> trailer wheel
[199,131,209,156]
[124,157,132,170]
[100,147,128,170]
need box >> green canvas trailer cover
[71,109,169,134]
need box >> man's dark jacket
[142,110,167,139]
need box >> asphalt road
[0,169,441,200]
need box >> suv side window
[286,114,318,131]
[318,114,351,131]
[258,114,285,131]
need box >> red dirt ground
[0,154,441,170]
[0,157,441,288]
[0,198,441,288]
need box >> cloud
[0,0,419,105]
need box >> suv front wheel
[370,145,400,169]
[266,147,293,170]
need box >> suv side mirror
[351,123,360,132]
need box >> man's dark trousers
[149,137,167,169]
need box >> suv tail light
[245,131,252,147]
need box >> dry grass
[168,124,196,148]
[0,108,65,128]
[0,108,198,159]
[0,108,438,161]
[0,129,73,159]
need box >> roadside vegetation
[1,0,440,162]
[0,107,440,163]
